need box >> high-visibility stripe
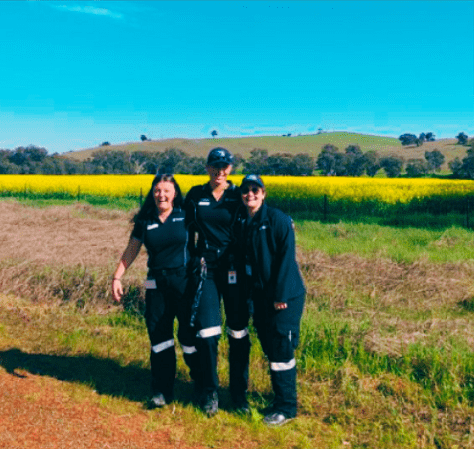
[270,358,296,371]
[151,339,174,353]
[226,326,249,339]
[182,345,197,354]
[197,326,222,338]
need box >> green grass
[295,219,474,263]
[3,200,474,447]
[0,194,142,211]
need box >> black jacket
[236,203,306,306]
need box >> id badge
[228,270,237,284]
[245,264,252,276]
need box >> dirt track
[0,370,200,449]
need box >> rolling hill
[63,132,465,169]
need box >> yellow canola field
[0,174,473,204]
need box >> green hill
[64,132,463,169]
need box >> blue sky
[0,1,473,154]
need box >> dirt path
[0,369,199,449]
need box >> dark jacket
[236,203,306,306]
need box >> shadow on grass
[0,348,247,412]
[0,348,200,407]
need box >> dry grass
[300,249,474,356]
[3,200,474,447]
[64,133,467,170]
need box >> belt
[151,266,186,278]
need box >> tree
[101,141,110,146]
[316,144,345,176]
[364,150,380,177]
[424,149,445,172]
[231,153,244,172]
[185,157,207,175]
[456,132,468,145]
[398,134,418,146]
[380,155,404,178]
[243,148,268,174]
[425,132,435,142]
[289,153,314,176]
[211,130,218,138]
[344,145,367,177]
[405,159,430,177]
[449,147,474,179]
[449,157,464,178]
[158,147,189,174]
[140,135,148,142]
[266,153,293,175]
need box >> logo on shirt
[259,225,267,230]
[173,217,184,222]
[147,224,159,230]
[198,200,211,206]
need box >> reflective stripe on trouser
[227,326,250,403]
[270,364,297,418]
[150,340,176,399]
[145,272,200,399]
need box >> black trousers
[193,264,250,402]
[145,268,200,400]
[251,291,305,418]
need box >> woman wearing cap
[112,174,200,409]
[236,174,306,426]
[184,148,250,416]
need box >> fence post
[77,186,80,202]
[323,194,328,221]
[467,197,471,228]
[139,188,143,207]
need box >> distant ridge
[64,132,461,167]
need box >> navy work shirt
[131,208,189,272]
[236,203,306,306]
[184,182,241,254]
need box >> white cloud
[52,4,124,20]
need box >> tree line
[1,136,474,179]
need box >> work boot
[202,391,218,417]
[148,393,167,409]
[263,412,294,426]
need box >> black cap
[240,174,265,189]
[207,147,234,166]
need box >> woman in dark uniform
[112,174,199,408]
[184,148,250,416]
[236,174,306,426]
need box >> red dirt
[0,370,200,449]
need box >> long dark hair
[134,174,183,222]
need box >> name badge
[245,265,252,276]
[228,270,237,284]
[144,279,157,289]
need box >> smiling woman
[111,174,200,409]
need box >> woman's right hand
[112,278,123,302]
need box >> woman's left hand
[274,302,288,310]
